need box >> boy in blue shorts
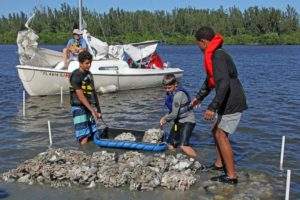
[69,51,101,145]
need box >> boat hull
[17,65,183,96]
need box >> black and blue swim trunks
[71,106,98,141]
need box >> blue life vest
[165,88,191,114]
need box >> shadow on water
[0,44,300,199]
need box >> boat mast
[79,0,83,30]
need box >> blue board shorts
[71,106,98,142]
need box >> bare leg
[212,124,223,167]
[180,146,197,158]
[214,128,236,178]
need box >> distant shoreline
[1,4,299,45]
[0,32,299,45]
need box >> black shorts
[167,122,195,147]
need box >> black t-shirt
[69,69,98,109]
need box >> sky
[0,0,299,17]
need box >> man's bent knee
[214,128,228,139]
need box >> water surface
[0,44,299,199]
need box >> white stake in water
[285,170,291,200]
[60,86,63,106]
[48,120,52,147]
[280,136,285,171]
[22,90,26,117]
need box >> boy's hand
[191,98,201,108]
[160,117,167,126]
[92,110,101,120]
[204,110,215,121]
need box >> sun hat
[72,29,82,35]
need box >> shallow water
[0,44,299,199]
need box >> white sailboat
[16,0,183,96]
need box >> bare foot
[80,137,89,145]
[180,146,197,158]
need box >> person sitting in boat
[160,73,197,158]
[63,29,87,68]
[127,57,148,68]
[69,51,101,145]
[127,58,138,68]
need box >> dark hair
[78,51,93,63]
[195,26,215,41]
[162,73,177,86]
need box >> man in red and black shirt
[191,26,247,184]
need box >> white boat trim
[16,65,183,76]
[17,64,183,96]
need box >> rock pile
[1,148,203,191]
[114,132,136,141]
[1,148,276,198]
[112,128,164,144]
[142,128,164,143]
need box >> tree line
[0,3,299,44]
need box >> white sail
[17,17,63,67]
[82,30,109,60]
[123,43,158,62]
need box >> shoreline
[1,41,300,46]
[1,32,299,45]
